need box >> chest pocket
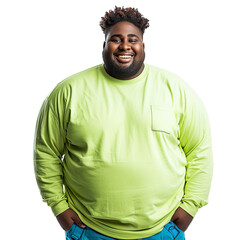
[151,105,177,135]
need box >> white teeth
[118,55,132,59]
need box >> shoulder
[48,64,102,100]
[147,64,187,87]
[147,64,195,98]
[56,64,102,88]
[147,64,204,107]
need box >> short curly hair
[100,6,149,35]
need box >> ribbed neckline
[100,64,149,85]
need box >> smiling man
[34,6,213,240]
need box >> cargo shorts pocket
[66,223,86,240]
[163,221,185,240]
[151,105,176,134]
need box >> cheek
[103,48,113,60]
[106,43,118,53]
[133,44,144,53]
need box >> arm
[34,98,68,216]
[173,84,213,230]
[34,96,85,230]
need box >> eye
[129,38,138,43]
[110,38,121,43]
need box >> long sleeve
[178,84,213,217]
[33,95,69,216]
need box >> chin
[103,53,145,79]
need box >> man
[34,6,213,240]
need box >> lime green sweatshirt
[34,64,213,239]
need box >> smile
[118,55,132,59]
[115,53,134,63]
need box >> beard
[102,51,145,79]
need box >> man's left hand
[171,207,193,232]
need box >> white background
[1,0,239,239]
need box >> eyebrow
[110,34,140,39]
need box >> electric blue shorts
[65,221,185,240]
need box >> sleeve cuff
[51,200,69,216]
[179,200,199,217]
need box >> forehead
[106,21,143,39]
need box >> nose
[119,39,131,50]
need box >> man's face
[102,21,145,80]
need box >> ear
[103,41,106,49]
[143,42,145,49]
